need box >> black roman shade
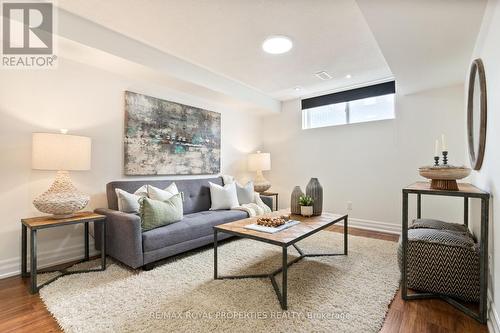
[301,80,396,110]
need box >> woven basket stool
[398,219,480,302]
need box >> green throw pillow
[139,193,183,231]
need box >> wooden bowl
[418,166,471,180]
[418,166,471,191]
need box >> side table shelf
[401,181,490,323]
[21,212,107,294]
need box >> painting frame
[124,91,221,176]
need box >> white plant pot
[301,206,313,217]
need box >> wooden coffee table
[213,210,348,310]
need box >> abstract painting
[124,91,221,175]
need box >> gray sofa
[94,177,272,269]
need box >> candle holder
[442,151,448,165]
[434,156,440,166]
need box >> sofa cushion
[139,194,183,231]
[106,177,223,214]
[209,182,239,210]
[236,181,254,205]
[115,186,148,213]
[147,183,179,202]
[142,210,248,252]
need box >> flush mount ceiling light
[262,35,293,54]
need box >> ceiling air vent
[314,71,332,81]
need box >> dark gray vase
[306,178,323,215]
[290,186,304,215]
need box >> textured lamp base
[33,171,89,219]
[253,170,271,193]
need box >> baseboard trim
[348,217,401,235]
[0,241,97,280]
[489,293,500,333]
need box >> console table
[401,181,490,323]
[21,212,106,294]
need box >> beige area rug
[39,231,400,333]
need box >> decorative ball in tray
[418,165,471,190]
[256,215,290,228]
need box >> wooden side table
[261,191,279,211]
[401,181,490,323]
[21,211,106,294]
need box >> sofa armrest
[94,208,144,268]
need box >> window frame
[301,81,396,130]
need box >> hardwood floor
[0,227,488,333]
[0,275,60,332]
[328,226,488,333]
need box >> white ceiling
[356,0,487,95]
[56,0,487,105]
[53,9,281,113]
[57,0,393,101]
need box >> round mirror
[467,59,487,170]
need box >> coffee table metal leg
[344,216,348,255]
[213,229,218,279]
[30,229,37,294]
[282,246,288,310]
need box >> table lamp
[32,131,91,219]
[247,151,271,193]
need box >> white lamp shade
[32,133,91,171]
[247,152,271,171]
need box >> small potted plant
[298,195,314,217]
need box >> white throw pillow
[148,183,179,201]
[236,181,254,205]
[209,182,239,210]
[222,174,235,185]
[115,185,148,213]
[222,175,255,205]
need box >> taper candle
[434,139,439,156]
[441,134,447,151]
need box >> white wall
[470,0,500,331]
[262,84,467,232]
[0,57,262,278]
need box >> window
[301,81,395,129]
